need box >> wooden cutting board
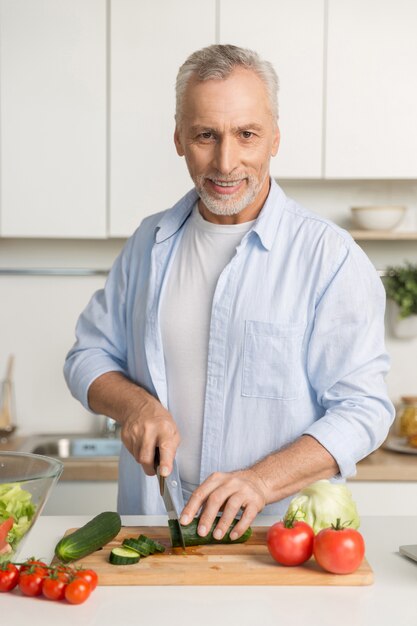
[52,526,374,586]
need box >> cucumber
[109,546,140,565]
[168,515,252,548]
[54,511,121,563]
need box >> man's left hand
[179,469,268,540]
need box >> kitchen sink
[19,434,122,460]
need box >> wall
[0,178,416,435]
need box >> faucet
[101,416,120,438]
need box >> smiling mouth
[209,178,245,187]
[206,178,246,194]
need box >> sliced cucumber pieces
[122,538,152,556]
[109,534,166,565]
[137,535,166,554]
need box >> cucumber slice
[148,539,166,553]
[136,535,166,554]
[122,538,152,556]
[109,546,140,565]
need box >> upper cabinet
[325,0,417,178]
[0,0,106,237]
[219,0,325,179]
[109,0,216,237]
[1,0,416,240]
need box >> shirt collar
[154,188,199,243]
[250,178,287,251]
[154,177,286,249]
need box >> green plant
[384,263,417,319]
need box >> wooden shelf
[350,230,417,241]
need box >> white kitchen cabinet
[0,0,106,237]
[219,0,325,179]
[109,0,216,237]
[326,0,417,178]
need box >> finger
[136,439,158,476]
[228,504,259,540]
[196,486,235,537]
[212,495,243,541]
[157,439,178,477]
[180,473,224,525]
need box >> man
[64,45,394,541]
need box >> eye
[240,130,254,139]
[199,131,214,140]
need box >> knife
[154,448,186,550]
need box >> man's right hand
[120,394,180,476]
[88,371,180,477]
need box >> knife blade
[154,448,186,550]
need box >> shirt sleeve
[63,235,135,412]
[304,238,395,478]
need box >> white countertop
[3,515,417,625]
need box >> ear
[271,125,280,157]
[174,126,185,156]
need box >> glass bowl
[0,452,63,562]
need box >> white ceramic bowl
[350,205,406,230]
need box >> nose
[213,135,239,175]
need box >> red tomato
[18,568,46,596]
[73,568,98,591]
[0,517,14,550]
[20,558,48,574]
[42,575,68,601]
[313,523,365,574]
[65,578,91,604]
[0,562,20,592]
[267,520,314,566]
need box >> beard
[194,171,268,216]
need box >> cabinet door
[0,0,106,237]
[326,0,417,178]
[110,0,216,237]
[219,0,324,179]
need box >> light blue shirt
[64,179,394,516]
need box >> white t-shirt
[160,204,255,491]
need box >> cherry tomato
[64,578,91,604]
[73,568,98,591]
[18,568,46,596]
[20,558,48,575]
[0,562,20,592]
[267,519,314,566]
[313,520,365,574]
[42,575,68,601]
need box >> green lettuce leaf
[0,483,37,561]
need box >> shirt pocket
[242,320,305,400]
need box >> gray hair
[175,44,279,124]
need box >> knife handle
[154,447,164,496]
[154,446,160,471]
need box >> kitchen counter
[353,445,417,481]
[3,515,417,626]
[2,436,417,481]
